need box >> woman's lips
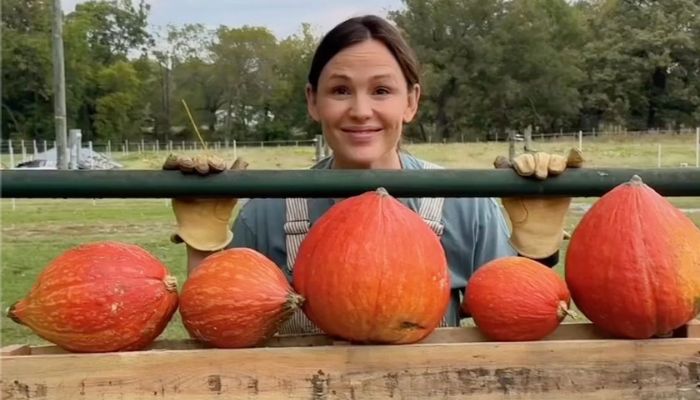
[343,128,382,144]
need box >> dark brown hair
[307,15,420,92]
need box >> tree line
[3,0,699,145]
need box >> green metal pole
[1,168,699,199]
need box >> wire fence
[1,128,699,169]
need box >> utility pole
[52,0,68,169]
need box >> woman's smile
[342,126,383,144]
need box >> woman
[164,15,582,335]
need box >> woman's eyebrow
[326,73,397,81]
[370,74,398,82]
[372,73,392,79]
[327,73,351,80]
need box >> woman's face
[306,39,420,169]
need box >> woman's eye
[332,86,350,95]
[375,86,391,95]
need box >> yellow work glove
[494,148,584,260]
[162,154,248,252]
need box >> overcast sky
[61,0,407,38]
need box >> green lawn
[2,135,699,346]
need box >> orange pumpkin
[293,187,451,344]
[179,248,303,348]
[464,256,572,341]
[8,241,179,353]
[566,175,700,339]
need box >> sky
[61,0,407,39]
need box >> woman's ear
[403,83,421,123]
[306,83,320,122]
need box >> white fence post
[695,127,700,168]
[578,130,583,151]
[68,129,81,169]
[89,141,94,169]
[315,135,323,161]
[8,139,14,167]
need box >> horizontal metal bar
[1,168,699,198]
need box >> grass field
[2,133,699,347]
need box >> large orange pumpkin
[292,187,451,344]
[179,248,303,348]
[8,241,179,353]
[464,256,572,341]
[566,175,700,339]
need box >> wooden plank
[687,319,700,338]
[2,338,699,400]
[0,344,31,356]
[10,320,699,356]
[22,334,338,356]
[7,322,601,356]
[419,321,615,343]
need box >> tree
[62,0,153,140]
[149,23,218,139]
[3,0,698,144]
[1,0,54,139]
[210,26,279,141]
[264,23,320,140]
[391,0,586,141]
[578,0,700,130]
[94,61,148,141]
[480,0,586,134]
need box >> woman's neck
[331,151,403,170]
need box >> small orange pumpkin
[464,256,572,341]
[179,248,303,348]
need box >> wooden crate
[2,320,699,400]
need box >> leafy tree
[264,23,320,140]
[94,61,148,141]
[578,0,700,130]
[1,0,54,139]
[391,0,586,141]
[210,26,279,141]
[63,0,153,140]
[3,0,698,145]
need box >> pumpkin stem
[6,302,23,325]
[285,292,305,312]
[375,187,390,197]
[556,301,578,320]
[163,275,178,292]
[629,175,644,186]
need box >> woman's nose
[349,94,372,119]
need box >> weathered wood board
[2,321,699,400]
